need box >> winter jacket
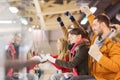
[55,39,90,76]
[88,14,120,80]
[50,55,71,73]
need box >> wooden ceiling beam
[42,3,80,15]
[42,8,80,15]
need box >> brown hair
[95,14,110,27]
[69,28,86,38]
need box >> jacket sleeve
[99,43,120,72]
[88,14,95,27]
[55,44,89,69]
[88,14,97,44]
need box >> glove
[40,54,48,62]
[31,56,41,61]
[31,56,47,63]
[88,44,103,62]
[80,6,92,17]
[46,54,56,63]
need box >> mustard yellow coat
[88,14,120,80]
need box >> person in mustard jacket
[73,6,120,80]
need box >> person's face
[14,35,21,44]
[92,19,103,36]
[68,34,81,43]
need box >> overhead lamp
[9,6,19,13]
[28,27,33,32]
[0,20,16,24]
[70,25,74,28]
[19,17,28,25]
[32,25,36,28]
[80,17,88,25]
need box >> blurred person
[5,33,21,77]
[50,38,72,80]
[45,28,90,80]
[71,6,120,80]
[13,33,21,59]
[27,50,37,73]
[51,17,74,80]
[5,33,21,60]
[5,55,46,80]
[4,33,47,80]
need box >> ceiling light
[19,17,28,25]
[32,25,36,28]
[80,17,88,25]
[9,7,19,13]
[71,25,74,28]
[90,7,97,14]
[28,27,33,32]
[0,20,16,24]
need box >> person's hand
[30,56,41,62]
[46,54,56,63]
[31,56,47,63]
[80,6,92,17]
[88,44,103,62]
[40,54,48,63]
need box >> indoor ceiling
[4,0,120,30]
[7,0,81,30]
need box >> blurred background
[0,0,119,80]
[0,0,119,53]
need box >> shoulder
[78,39,90,48]
[103,38,120,53]
[75,40,90,51]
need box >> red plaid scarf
[71,38,86,76]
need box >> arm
[5,56,46,73]
[5,58,40,69]
[55,44,89,68]
[80,6,95,27]
[57,17,68,39]
[89,42,120,72]
[5,59,40,74]
[88,14,95,28]
[80,6,96,32]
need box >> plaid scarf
[71,38,87,76]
